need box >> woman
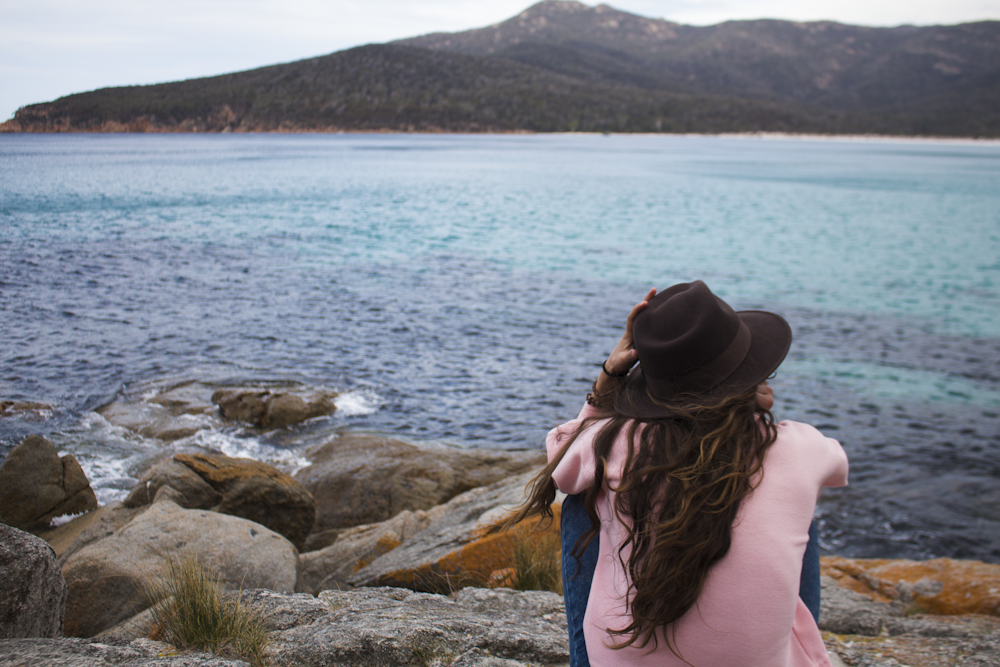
[510,281,847,666]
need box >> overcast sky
[3,0,998,121]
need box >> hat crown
[634,281,743,383]
[616,281,792,418]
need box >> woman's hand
[595,288,656,394]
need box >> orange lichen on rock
[821,556,1000,616]
[353,534,405,573]
[371,504,561,592]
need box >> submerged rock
[0,401,53,417]
[211,387,337,429]
[124,452,315,549]
[96,380,339,441]
[0,525,66,639]
[61,499,297,637]
[0,435,98,530]
[296,433,544,534]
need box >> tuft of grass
[510,524,562,595]
[143,557,270,667]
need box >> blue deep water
[1,133,998,561]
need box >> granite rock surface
[0,525,66,639]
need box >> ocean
[1,132,998,562]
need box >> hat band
[644,321,753,400]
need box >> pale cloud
[2,0,998,120]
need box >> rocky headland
[1,383,999,666]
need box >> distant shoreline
[3,125,999,145]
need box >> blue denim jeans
[561,493,599,667]
[560,494,822,667]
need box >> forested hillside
[6,0,997,136]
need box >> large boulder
[266,586,569,667]
[50,502,144,564]
[123,452,315,549]
[347,472,561,593]
[211,388,337,429]
[295,433,545,534]
[0,525,66,638]
[821,556,1000,616]
[0,436,97,530]
[61,499,297,637]
[297,509,432,595]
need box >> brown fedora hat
[614,281,792,419]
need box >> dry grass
[510,524,563,595]
[143,557,270,667]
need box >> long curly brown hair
[505,386,778,659]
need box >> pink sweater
[548,404,849,667]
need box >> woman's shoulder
[772,419,849,486]
[775,419,832,441]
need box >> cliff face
[4,1,998,136]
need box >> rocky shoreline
[1,384,999,666]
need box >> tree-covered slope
[5,1,997,136]
[6,43,894,135]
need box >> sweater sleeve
[777,420,850,489]
[547,403,601,495]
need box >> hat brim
[614,310,792,419]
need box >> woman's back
[511,281,849,667]
[551,410,847,667]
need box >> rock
[96,604,161,642]
[0,401,53,416]
[824,615,1000,667]
[97,380,338,439]
[297,509,432,595]
[821,556,1000,616]
[98,398,221,442]
[295,433,545,533]
[211,388,337,429]
[61,500,297,637]
[0,637,251,666]
[347,472,561,593]
[302,528,343,553]
[0,435,98,530]
[124,459,220,510]
[0,525,66,638]
[124,452,314,549]
[266,586,568,667]
[819,575,904,636]
[231,589,330,631]
[51,502,144,564]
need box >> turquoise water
[1,133,998,561]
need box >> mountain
[5,1,998,136]
[397,1,1000,135]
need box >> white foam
[182,429,311,476]
[61,412,168,505]
[334,388,381,417]
[50,511,86,527]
